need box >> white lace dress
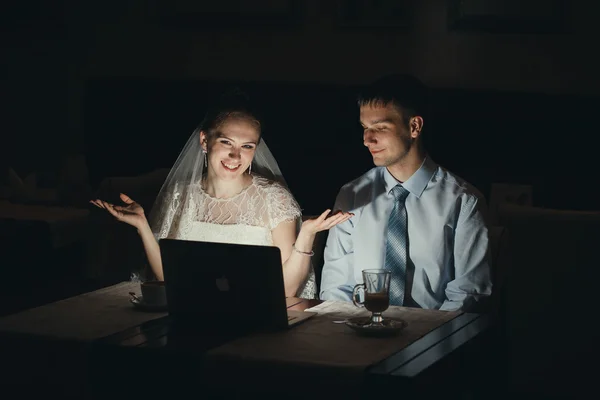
[155,175,317,299]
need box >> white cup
[140,281,167,306]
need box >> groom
[320,74,492,311]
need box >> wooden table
[286,298,493,386]
[90,298,495,399]
[0,283,496,399]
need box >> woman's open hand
[301,209,354,236]
[90,193,147,230]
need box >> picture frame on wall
[158,0,302,30]
[447,0,569,34]
[336,0,410,29]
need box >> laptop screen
[159,239,290,332]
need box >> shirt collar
[382,156,438,199]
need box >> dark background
[3,0,599,214]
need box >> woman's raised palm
[90,193,147,230]
[302,209,354,235]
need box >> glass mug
[352,269,391,325]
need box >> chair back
[496,203,600,396]
[488,225,510,317]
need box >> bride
[91,91,352,299]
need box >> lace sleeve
[266,182,302,230]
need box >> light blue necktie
[385,184,410,306]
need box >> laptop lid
[159,239,292,333]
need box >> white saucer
[345,316,407,337]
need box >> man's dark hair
[357,74,429,125]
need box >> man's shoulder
[435,165,485,203]
[339,167,380,194]
[332,168,381,210]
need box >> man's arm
[319,191,355,301]
[441,195,493,311]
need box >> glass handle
[352,283,365,307]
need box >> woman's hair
[199,87,262,142]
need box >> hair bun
[199,86,261,133]
[218,86,251,106]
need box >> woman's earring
[203,151,207,168]
[249,163,252,175]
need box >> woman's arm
[272,220,314,297]
[137,222,165,281]
[272,210,353,297]
[91,193,165,281]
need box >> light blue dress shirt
[320,157,492,311]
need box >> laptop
[159,239,316,335]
